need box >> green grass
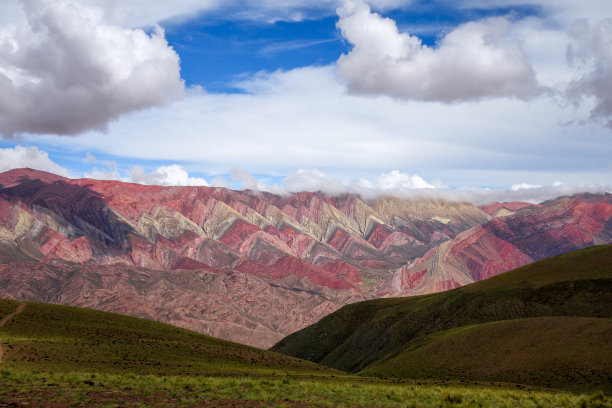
[361,316,612,393]
[0,298,18,320]
[0,297,610,406]
[1,369,609,407]
[0,299,332,377]
[272,245,612,392]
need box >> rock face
[0,168,611,347]
[380,194,612,296]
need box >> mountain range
[0,168,610,347]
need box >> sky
[0,0,611,203]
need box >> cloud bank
[239,168,611,205]
[336,0,539,101]
[0,0,184,138]
[1,146,608,205]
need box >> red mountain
[0,168,610,347]
[380,194,612,296]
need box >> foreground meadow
[0,298,610,407]
[1,369,609,408]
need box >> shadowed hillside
[272,245,612,392]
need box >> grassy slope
[272,244,612,391]
[361,316,612,392]
[0,299,332,377]
[4,303,605,407]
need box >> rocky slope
[379,193,612,296]
[0,168,610,347]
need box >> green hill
[0,299,331,377]
[272,244,612,392]
[362,316,612,392]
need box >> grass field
[2,369,610,407]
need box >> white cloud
[231,167,260,191]
[209,176,232,188]
[369,170,434,190]
[336,0,539,101]
[275,169,436,196]
[229,168,611,204]
[2,1,609,29]
[0,0,184,138]
[85,165,122,182]
[0,0,416,28]
[223,0,415,23]
[27,65,612,189]
[281,169,348,195]
[82,162,209,186]
[241,168,432,196]
[448,182,612,205]
[460,1,612,28]
[567,19,612,128]
[82,152,97,163]
[510,183,542,191]
[128,165,208,186]
[0,145,71,176]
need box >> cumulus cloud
[366,170,435,190]
[567,19,612,128]
[128,165,208,186]
[0,0,184,138]
[336,0,539,101]
[0,145,71,176]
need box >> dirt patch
[0,301,25,363]
[0,302,25,329]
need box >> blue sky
[0,0,610,202]
[163,2,545,91]
[165,17,347,92]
